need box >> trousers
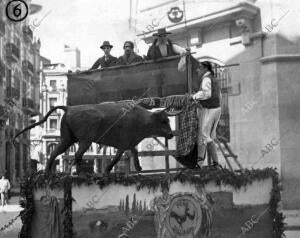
[197,107,221,158]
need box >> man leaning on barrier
[117,41,144,65]
[191,61,222,168]
[90,41,118,70]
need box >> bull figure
[13,102,179,175]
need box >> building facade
[36,63,68,172]
[0,0,41,185]
[131,0,300,236]
[64,45,81,70]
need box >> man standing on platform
[90,41,117,70]
[192,61,222,168]
[117,41,144,65]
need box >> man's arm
[192,77,212,100]
[90,58,101,70]
[172,44,186,55]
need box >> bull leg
[74,142,91,174]
[131,147,142,172]
[105,149,124,174]
[45,139,73,174]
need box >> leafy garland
[19,175,35,238]
[19,168,285,238]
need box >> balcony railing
[0,19,5,37]
[22,60,34,76]
[5,43,20,63]
[22,26,33,43]
[6,86,20,100]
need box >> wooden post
[187,54,193,94]
[165,138,169,173]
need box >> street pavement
[0,197,23,238]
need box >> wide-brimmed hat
[100,41,113,49]
[153,28,172,37]
[199,61,214,76]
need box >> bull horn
[164,108,183,117]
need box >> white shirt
[192,72,212,100]
[0,179,10,193]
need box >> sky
[30,0,137,68]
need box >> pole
[187,54,192,93]
[165,138,169,173]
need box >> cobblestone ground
[0,197,23,238]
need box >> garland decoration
[19,175,35,238]
[19,167,285,238]
[62,176,73,238]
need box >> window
[6,69,12,87]
[49,119,57,130]
[96,145,101,154]
[49,80,56,90]
[23,144,28,173]
[69,145,76,153]
[49,98,57,109]
[22,81,26,97]
[47,143,57,154]
[15,142,20,178]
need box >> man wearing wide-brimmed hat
[147,28,186,60]
[90,41,117,70]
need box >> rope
[0,213,20,233]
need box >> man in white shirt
[0,175,11,207]
[192,61,222,168]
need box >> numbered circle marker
[6,0,29,22]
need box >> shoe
[207,142,219,167]
[212,161,223,169]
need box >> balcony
[6,86,20,100]
[0,19,5,37]
[22,97,39,117]
[22,60,34,76]
[5,43,20,63]
[22,26,33,43]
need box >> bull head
[151,108,182,140]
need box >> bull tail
[13,106,68,143]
